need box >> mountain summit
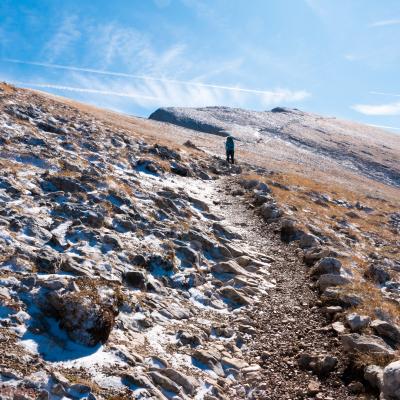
[149,106,400,188]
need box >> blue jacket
[225,137,234,151]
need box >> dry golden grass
[344,281,400,325]
[0,82,17,93]
[61,371,102,394]
[242,171,400,324]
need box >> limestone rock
[192,348,224,376]
[211,261,248,276]
[331,321,346,334]
[299,233,320,249]
[364,365,383,390]
[297,353,338,376]
[371,319,400,346]
[260,203,282,221]
[383,361,400,400]
[46,286,118,346]
[365,263,391,284]
[310,257,342,278]
[162,368,198,395]
[346,313,371,332]
[149,371,180,394]
[218,286,250,306]
[341,334,395,359]
[280,218,303,243]
[317,273,351,291]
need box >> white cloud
[14,75,310,111]
[12,81,160,101]
[42,16,81,61]
[369,19,400,28]
[4,19,311,113]
[352,102,400,116]
[4,59,311,101]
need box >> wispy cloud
[3,59,310,100]
[352,102,400,116]
[367,123,400,131]
[369,19,400,28]
[12,76,310,111]
[370,91,400,97]
[12,81,161,101]
[42,16,81,61]
[2,17,311,113]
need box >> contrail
[367,123,400,131]
[370,91,400,97]
[12,81,161,100]
[2,58,304,96]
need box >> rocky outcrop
[382,361,400,400]
[45,283,119,346]
[341,334,395,360]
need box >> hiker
[225,136,235,164]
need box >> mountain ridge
[149,106,400,188]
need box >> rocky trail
[194,175,358,400]
[209,179,360,399]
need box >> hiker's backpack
[226,137,234,151]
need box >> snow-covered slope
[149,106,400,188]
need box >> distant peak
[270,107,301,113]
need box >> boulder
[260,203,282,221]
[365,264,391,284]
[35,248,62,273]
[81,210,105,228]
[346,313,371,332]
[303,247,335,266]
[297,353,338,376]
[101,234,123,250]
[364,365,383,390]
[280,219,303,243]
[371,320,400,346]
[45,176,88,193]
[310,257,342,278]
[317,273,351,291]
[150,144,181,161]
[170,162,192,177]
[341,334,395,359]
[212,222,241,240]
[124,270,147,289]
[332,321,346,334]
[162,368,198,395]
[320,287,362,308]
[218,286,250,306]
[176,245,200,267]
[257,182,271,193]
[211,261,248,276]
[177,330,202,347]
[149,371,180,394]
[299,233,320,249]
[253,192,272,205]
[240,179,260,190]
[46,286,118,346]
[60,256,93,277]
[192,348,224,376]
[383,361,400,400]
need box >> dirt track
[204,175,358,399]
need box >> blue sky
[1,0,400,132]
